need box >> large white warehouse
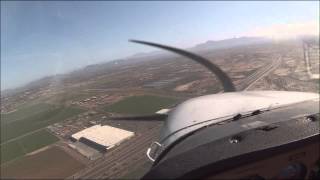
[71,124,134,152]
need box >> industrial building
[70,124,134,153]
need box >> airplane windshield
[1,1,319,179]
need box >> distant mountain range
[191,36,271,51]
[130,37,272,58]
[1,36,272,96]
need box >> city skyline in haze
[1,1,319,90]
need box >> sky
[1,1,319,90]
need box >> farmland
[0,129,59,163]
[1,103,84,143]
[1,103,54,124]
[1,146,85,179]
[0,103,84,164]
[104,95,178,115]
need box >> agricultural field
[1,103,84,143]
[0,129,59,164]
[1,146,85,179]
[104,95,178,115]
[0,103,85,164]
[1,103,54,124]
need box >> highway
[303,43,320,79]
[238,55,282,91]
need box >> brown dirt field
[1,146,85,179]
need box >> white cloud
[248,21,319,39]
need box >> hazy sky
[1,1,319,90]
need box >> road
[303,43,320,79]
[239,55,282,91]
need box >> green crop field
[104,95,178,115]
[1,103,56,124]
[0,103,84,164]
[1,104,84,143]
[0,141,23,164]
[0,129,59,164]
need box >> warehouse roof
[71,124,134,149]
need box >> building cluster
[47,111,101,138]
[69,94,123,109]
